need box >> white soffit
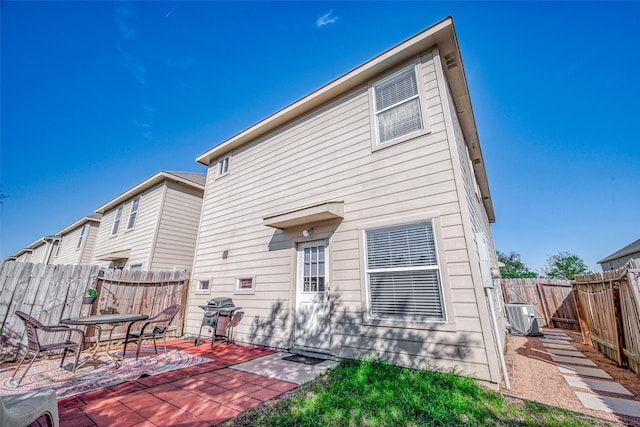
[264,201,344,229]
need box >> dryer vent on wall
[505,303,542,336]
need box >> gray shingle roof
[598,238,640,264]
[165,171,207,186]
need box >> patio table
[61,313,148,368]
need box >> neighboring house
[599,238,640,271]
[9,236,60,264]
[90,171,206,271]
[51,214,102,265]
[188,18,506,387]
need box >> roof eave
[196,16,495,221]
[56,215,102,236]
[196,17,454,166]
[95,171,205,214]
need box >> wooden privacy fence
[573,258,640,376]
[500,278,580,330]
[0,261,189,363]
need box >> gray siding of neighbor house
[149,182,204,271]
[601,254,640,271]
[189,49,500,383]
[91,184,165,269]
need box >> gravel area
[503,329,640,426]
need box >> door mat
[282,354,326,365]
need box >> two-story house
[188,18,506,387]
[50,214,102,265]
[6,236,60,264]
[91,171,206,271]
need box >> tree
[542,252,589,280]
[497,250,537,278]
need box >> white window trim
[216,155,231,178]
[111,205,123,236]
[127,196,140,230]
[369,59,431,152]
[357,213,455,332]
[234,274,256,295]
[130,263,143,271]
[195,278,211,294]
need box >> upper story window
[217,156,230,177]
[364,220,445,321]
[111,205,123,235]
[127,197,140,229]
[55,237,63,257]
[372,64,423,145]
[76,224,86,250]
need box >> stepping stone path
[539,329,639,418]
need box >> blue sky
[1,1,638,273]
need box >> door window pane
[303,245,326,293]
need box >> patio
[4,340,317,426]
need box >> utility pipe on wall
[486,285,510,391]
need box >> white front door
[295,240,331,352]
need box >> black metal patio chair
[122,304,181,360]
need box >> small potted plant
[83,288,98,304]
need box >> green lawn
[226,359,611,426]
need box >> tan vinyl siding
[439,56,503,383]
[30,243,48,264]
[53,221,99,265]
[91,184,164,269]
[54,227,82,265]
[190,50,498,382]
[150,182,204,271]
[80,222,99,264]
[15,252,32,263]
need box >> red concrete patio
[43,340,298,426]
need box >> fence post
[612,280,629,368]
[536,282,552,328]
[572,283,592,346]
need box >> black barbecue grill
[195,297,244,347]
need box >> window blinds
[374,66,423,144]
[366,221,444,320]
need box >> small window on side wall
[372,64,423,145]
[217,156,230,177]
[235,275,255,294]
[237,277,253,290]
[130,264,142,271]
[197,279,210,292]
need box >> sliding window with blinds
[372,64,423,144]
[364,221,445,321]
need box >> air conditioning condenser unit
[505,303,542,336]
